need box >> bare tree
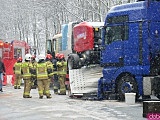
[0,0,136,53]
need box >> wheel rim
[117,74,138,100]
[121,82,133,94]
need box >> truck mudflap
[152,76,160,99]
[69,65,102,97]
[143,77,154,96]
[143,76,160,99]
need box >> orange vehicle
[0,40,30,85]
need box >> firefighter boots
[39,96,43,99]
[23,95,32,98]
[46,94,52,99]
[0,88,3,92]
[58,93,66,95]
[17,86,21,89]
[54,89,58,94]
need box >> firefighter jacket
[57,61,67,75]
[31,61,37,78]
[13,62,22,74]
[46,60,54,78]
[21,62,33,80]
[36,61,48,80]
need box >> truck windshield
[104,25,128,45]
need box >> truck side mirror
[155,30,159,38]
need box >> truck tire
[117,74,138,101]
[67,54,80,70]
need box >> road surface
[0,85,146,120]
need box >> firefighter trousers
[53,74,59,94]
[14,74,22,88]
[23,79,32,97]
[59,75,66,94]
[37,79,50,97]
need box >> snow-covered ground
[0,85,147,120]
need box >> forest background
[0,0,136,53]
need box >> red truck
[0,40,30,85]
[67,21,104,70]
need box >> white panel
[143,77,153,95]
[69,65,102,95]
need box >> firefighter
[21,54,33,98]
[57,53,67,95]
[31,55,37,89]
[0,57,5,92]
[55,53,60,61]
[46,54,54,79]
[13,57,22,89]
[53,53,60,94]
[36,54,52,99]
[45,54,54,94]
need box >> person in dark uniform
[0,57,5,92]
[52,53,60,94]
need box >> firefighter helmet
[46,54,52,60]
[17,57,22,62]
[25,54,32,61]
[55,53,60,59]
[38,54,45,60]
[59,54,65,59]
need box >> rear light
[0,42,3,47]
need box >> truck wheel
[117,74,138,101]
[67,54,80,70]
[68,57,74,70]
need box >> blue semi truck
[98,0,160,100]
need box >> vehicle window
[105,15,129,45]
[108,15,128,24]
[14,48,22,59]
[105,25,128,45]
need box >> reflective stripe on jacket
[21,62,33,79]
[14,62,22,74]
[46,61,54,77]
[57,61,67,75]
[36,62,48,80]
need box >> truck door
[101,25,127,66]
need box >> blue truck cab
[98,0,160,100]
